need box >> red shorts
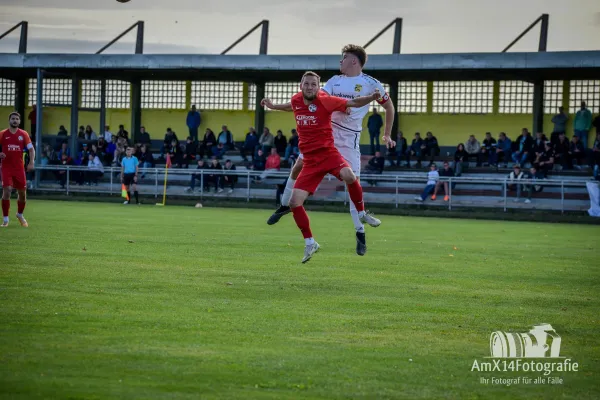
[294,148,350,194]
[1,168,27,190]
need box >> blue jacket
[186,111,201,129]
[498,138,512,153]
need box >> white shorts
[298,146,361,176]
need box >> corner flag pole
[156,154,171,206]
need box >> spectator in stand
[116,125,129,142]
[106,136,117,165]
[391,131,408,167]
[84,125,98,141]
[57,125,68,137]
[241,127,259,162]
[198,128,216,158]
[454,143,468,176]
[285,129,299,162]
[465,135,481,165]
[407,132,424,168]
[593,112,600,136]
[512,128,533,166]
[186,159,208,193]
[252,149,266,173]
[432,160,454,201]
[103,125,113,142]
[217,125,234,150]
[259,127,274,154]
[161,128,179,158]
[365,151,384,185]
[568,135,585,169]
[182,136,196,167]
[57,142,70,160]
[523,166,545,204]
[257,148,281,181]
[506,164,525,201]
[28,105,37,135]
[207,157,223,193]
[186,105,201,143]
[414,163,439,202]
[553,133,570,170]
[136,126,151,146]
[113,136,128,166]
[56,152,73,189]
[480,132,497,167]
[212,142,226,159]
[422,132,440,165]
[574,101,592,148]
[532,132,547,160]
[222,159,237,193]
[367,107,383,154]
[43,143,57,164]
[592,132,600,178]
[496,132,512,167]
[551,106,568,144]
[274,130,287,155]
[77,125,86,139]
[85,152,104,186]
[137,144,154,178]
[535,141,555,177]
[168,138,183,168]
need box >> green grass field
[1,200,599,399]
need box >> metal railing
[31,165,591,213]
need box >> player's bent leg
[339,167,381,228]
[15,189,28,227]
[267,158,304,225]
[1,187,11,227]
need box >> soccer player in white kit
[267,44,396,256]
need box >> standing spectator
[551,106,568,144]
[454,143,468,176]
[512,129,533,166]
[480,132,497,166]
[523,166,545,204]
[432,161,454,201]
[217,125,234,150]
[257,148,281,181]
[207,158,223,193]
[496,132,512,167]
[182,136,196,167]
[136,126,151,146]
[198,128,216,158]
[285,129,299,162]
[574,101,592,148]
[407,132,424,168]
[553,133,570,170]
[85,152,104,186]
[241,127,259,162]
[422,132,440,165]
[84,125,98,141]
[28,105,37,134]
[274,130,287,155]
[465,135,481,165]
[259,127,274,154]
[222,159,237,193]
[568,135,585,169]
[414,163,439,202]
[367,107,383,154]
[392,131,408,167]
[506,164,525,201]
[535,141,555,177]
[103,125,113,142]
[186,105,201,142]
[186,159,208,193]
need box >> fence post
[561,180,564,215]
[503,178,507,212]
[110,167,114,195]
[395,176,399,208]
[66,167,70,195]
[200,170,204,200]
[448,177,452,211]
[246,171,250,202]
[155,168,158,198]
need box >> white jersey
[322,73,389,150]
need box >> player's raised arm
[346,89,381,108]
[261,98,293,112]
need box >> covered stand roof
[0,51,599,82]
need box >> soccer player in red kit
[0,112,35,227]
[261,71,381,263]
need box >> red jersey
[291,90,348,155]
[0,128,31,170]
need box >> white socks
[16,213,23,218]
[3,216,8,223]
[305,237,315,246]
[349,201,365,232]
[281,178,296,207]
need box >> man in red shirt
[0,112,36,227]
[261,71,381,263]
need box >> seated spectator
[506,164,525,201]
[116,125,129,142]
[285,129,299,163]
[465,135,481,165]
[532,132,547,160]
[77,125,86,139]
[57,125,68,137]
[207,158,223,193]
[365,151,385,174]
[217,125,234,150]
[568,135,585,169]
[241,127,259,162]
[496,132,512,167]
[103,125,113,142]
[106,136,117,165]
[414,163,439,202]
[454,143,468,176]
[274,130,287,155]
[553,133,570,169]
[182,136,196,167]
[112,136,128,166]
[138,144,154,178]
[523,166,545,204]
[259,127,274,154]
[185,159,208,192]
[212,142,226,159]
[480,132,497,166]
[168,138,183,167]
[198,128,215,158]
[391,131,408,167]
[136,126,151,146]
[257,148,281,181]
[407,132,424,168]
[84,125,98,141]
[55,152,73,189]
[222,159,237,193]
[96,137,107,163]
[162,128,179,158]
[422,132,440,165]
[43,143,57,164]
[534,141,555,177]
[512,128,533,166]
[432,161,454,201]
[39,151,50,180]
[57,142,70,160]
[252,149,266,172]
[593,132,600,178]
[85,152,104,186]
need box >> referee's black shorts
[123,173,136,186]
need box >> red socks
[291,206,313,239]
[1,199,9,218]
[17,200,26,214]
[347,180,365,212]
